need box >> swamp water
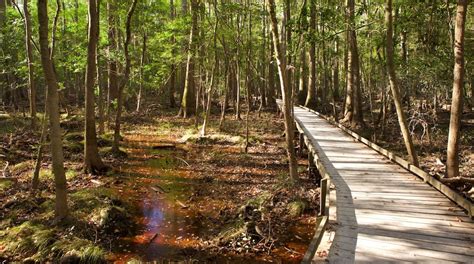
[108,134,313,263]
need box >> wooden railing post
[298,133,305,157]
[319,178,329,217]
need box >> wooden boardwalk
[291,105,474,263]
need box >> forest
[0,0,473,263]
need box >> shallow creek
[108,133,313,263]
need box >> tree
[343,0,364,127]
[106,0,118,126]
[112,0,138,153]
[305,0,317,108]
[267,0,298,181]
[446,0,468,178]
[23,0,36,125]
[179,0,198,118]
[38,0,68,220]
[385,0,419,167]
[84,0,107,174]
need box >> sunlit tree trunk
[446,0,468,178]
[179,0,197,118]
[106,0,118,127]
[23,0,36,125]
[85,0,106,174]
[344,0,364,127]
[38,0,68,220]
[169,0,176,108]
[136,33,146,112]
[267,0,298,181]
[305,0,317,109]
[385,0,419,167]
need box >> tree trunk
[84,0,106,174]
[200,1,218,137]
[169,0,176,108]
[106,0,118,127]
[179,0,197,118]
[136,33,146,112]
[446,0,468,178]
[267,0,298,181]
[267,36,276,109]
[305,0,317,109]
[385,0,419,167]
[344,0,364,127]
[23,0,36,125]
[38,0,68,220]
[112,0,138,153]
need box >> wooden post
[298,133,305,157]
[320,178,329,216]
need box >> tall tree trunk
[23,0,36,125]
[267,36,276,109]
[446,0,468,178]
[112,0,138,153]
[385,0,419,167]
[333,39,340,102]
[305,0,317,109]
[344,0,364,127]
[84,0,106,174]
[298,44,307,105]
[179,0,197,118]
[106,0,118,127]
[169,0,176,108]
[267,0,298,181]
[136,33,146,112]
[38,0,68,220]
[200,0,218,137]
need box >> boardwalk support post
[298,132,305,157]
[320,178,329,217]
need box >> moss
[0,221,54,257]
[147,157,177,170]
[51,238,105,264]
[245,191,272,208]
[66,169,79,180]
[0,179,13,191]
[39,169,53,180]
[287,200,308,217]
[12,161,33,174]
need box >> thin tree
[106,0,118,127]
[446,0,468,178]
[179,0,198,118]
[112,0,138,153]
[305,0,317,108]
[385,0,419,167]
[38,0,68,220]
[200,0,219,137]
[267,0,298,181]
[84,0,107,174]
[23,0,36,125]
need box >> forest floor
[0,108,319,263]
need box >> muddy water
[109,134,313,263]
